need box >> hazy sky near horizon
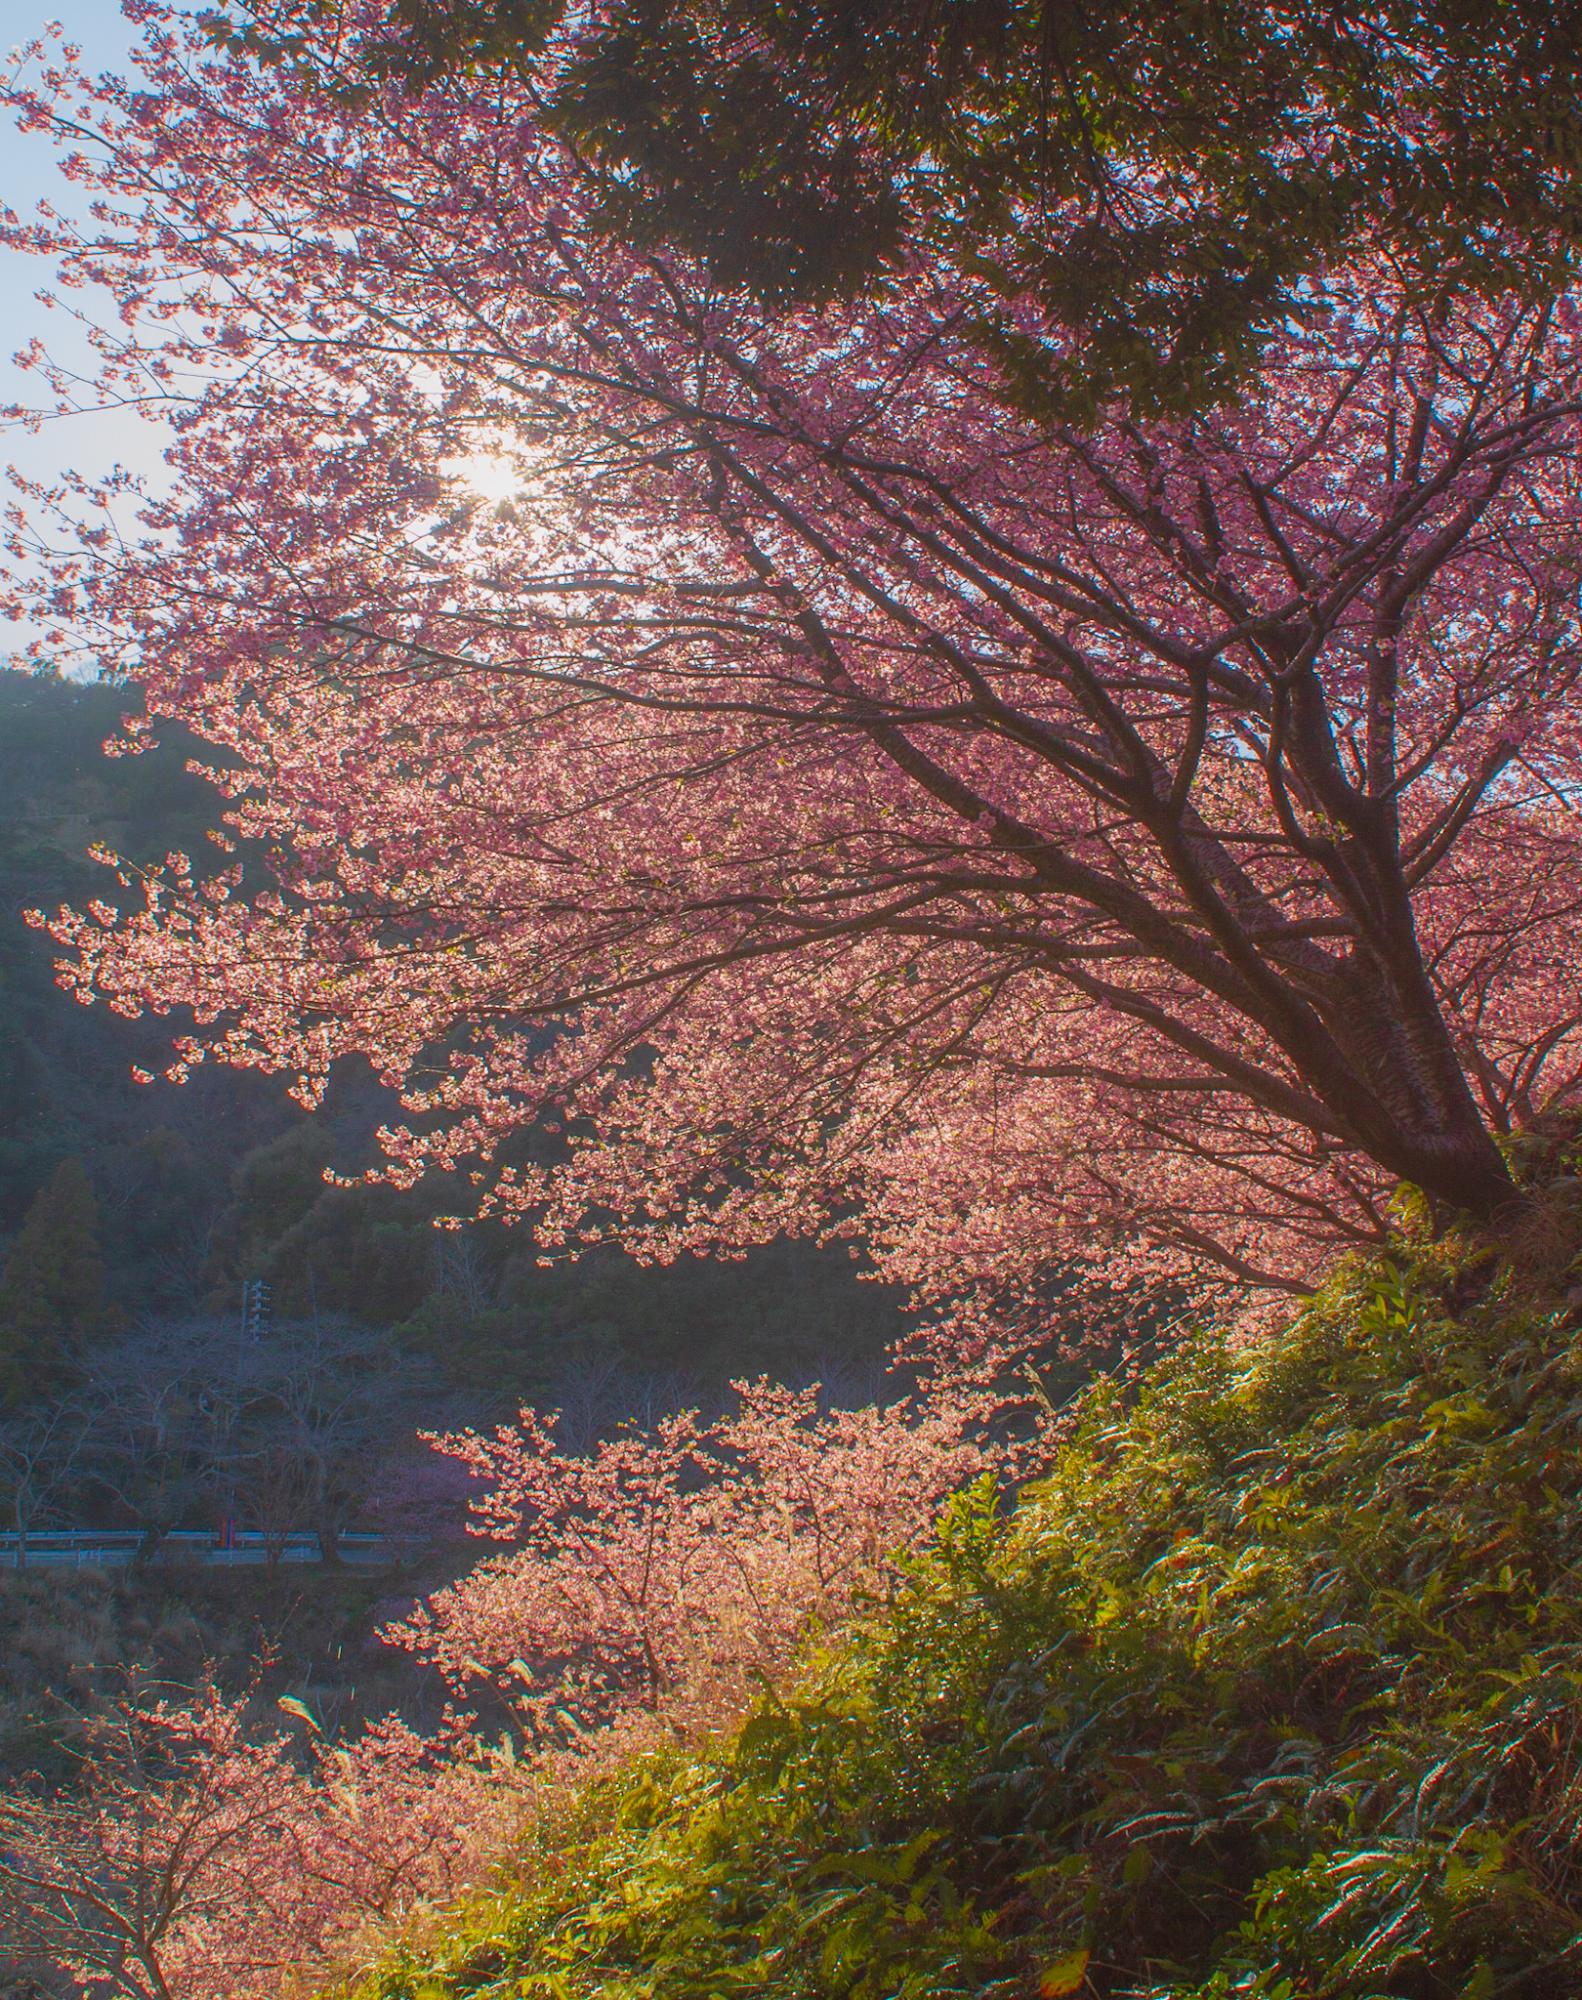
[2,2,183,661]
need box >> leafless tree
[0,1398,96,1571]
[224,1320,446,1564]
[80,1325,221,1563]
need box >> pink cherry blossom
[0,1364,1024,2000]
[5,5,1581,1312]
[393,1373,1002,1735]
[0,1674,520,2000]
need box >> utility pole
[222,1277,272,1553]
[242,1277,272,1341]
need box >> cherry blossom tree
[7,6,1582,1297]
[0,1673,520,2000]
[0,1677,304,2000]
[395,1377,997,1734]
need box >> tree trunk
[1405,1122,1520,1229]
[1321,943,1517,1226]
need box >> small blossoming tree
[0,1675,518,2000]
[395,1376,1000,1734]
[0,1369,1016,2000]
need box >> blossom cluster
[394,1373,1003,1734]
[0,1678,518,2000]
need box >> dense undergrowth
[345,1240,1582,1999]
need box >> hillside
[0,667,287,1303]
[344,1233,1582,2000]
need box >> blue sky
[2,1,174,659]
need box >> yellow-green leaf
[1041,1947,1090,1997]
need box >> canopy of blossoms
[7,4,1582,1298]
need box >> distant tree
[219,1320,445,1563]
[0,1160,108,1403]
[215,1124,435,1323]
[0,1394,95,1569]
[74,1313,448,1556]
[82,1323,218,1561]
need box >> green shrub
[345,1246,1582,1998]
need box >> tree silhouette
[0,1159,108,1403]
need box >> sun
[453,452,521,503]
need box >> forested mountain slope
[0,669,284,1307]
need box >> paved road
[0,1529,415,1570]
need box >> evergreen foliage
[349,1239,1582,1998]
[0,1159,108,1401]
[218,0,1582,415]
